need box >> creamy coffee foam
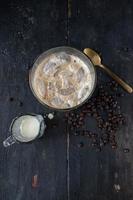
[32,52,94,109]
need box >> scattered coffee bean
[73,131,80,136]
[73,122,76,126]
[79,116,83,121]
[92,142,97,147]
[19,101,23,107]
[99,139,104,147]
[123,148,130,153]
[65,113,69,118]
[70,126,74,130]
[65,81,126,152]
[96,147,101,152]
[78,121,83,126]
[83,131,90,136]
[68,120,72,125]
[78,142,84,148]
[80,113,84,117]
[111,143,117,149]
[91,133,97,138]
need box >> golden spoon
[83,48,133,93]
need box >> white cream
[20,116,40,139]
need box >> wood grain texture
[0,0,68,200]
[68,0,133,200]
[0,0,133,200]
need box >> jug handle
[3,136,16,147]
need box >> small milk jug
[3,114,46,147]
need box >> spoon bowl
[84,48,102,66]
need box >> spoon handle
[99,64,133,93]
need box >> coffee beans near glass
[29,47,96,110]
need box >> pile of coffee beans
[65,81,126,151]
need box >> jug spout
[3,136,16,147]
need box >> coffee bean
[103,139,108,144]
[90,102,94,106]
[68,116,73,121]
[123,148,130,153]
[78,142,84,148]
[68,120,72,125]
[98,124,102,129]
[19,101,23,107]
[65,113,69,118]
[80,113,84,117]
[99,119,104,124]
[111,143,117,149]
[91,135,97,143]
[93,113,98,118]
[83,131,90,136]
[64,81,126,152]
[99,85,103,89]
[73,122,76,126]
[70,126,74,130]
[96,147,101,152]
[105,105,109,110]
[92,142,97,147]
[74,131,80,136]
[76,114,79,118]
[73,118,77,122]
[107,126,111,131]
[83,110,88,114]
[87,112,91,117]
[70,112,75,117]
[122,118,126,125]
[100,139,104,147]
[119,93,124,97]
[118,120,123,125]
[109,134,115,139]
[110,130,115,134]
[79,116,83,121]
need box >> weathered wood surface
[0,0,68,200]
[0,0,133,200]
[69,1,133,200]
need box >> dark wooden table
[0,0,133,199]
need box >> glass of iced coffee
[29,47,96,111]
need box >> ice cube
[76,68,85,82]
[62,79,70,88]
[37,79,46,97]
[51,96,64,107]
[59,87,75,96]
[43,62,57,75]
[63,103,71,108]
[53,67,60,77]
[48,82,55,91]
[56,52,71,64]
[67,99,75,107]
[78,85,89,100]
[60,69,73,78]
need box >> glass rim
[29,46,97,111]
